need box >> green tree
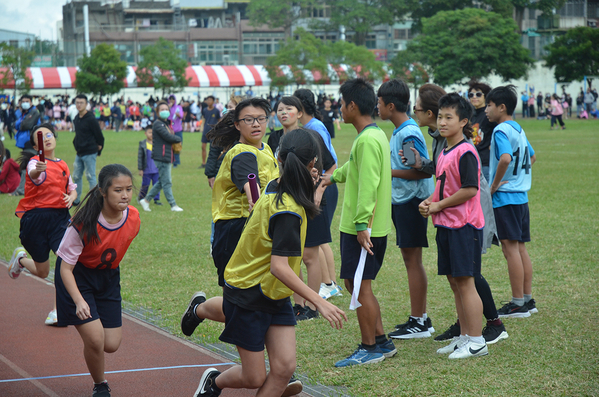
[0,43,34,99]
[544,27,599,83]
[327,40,386,82]
[247,0,315,37]
[136,38,190,97]
[76,43,127,99]
[403,8,534,87]
[389,52,429,99]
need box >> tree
[247,0,315,37]
[76,43,127,99]
[0,43,34,99]
[544,27,599,83]
[403,8,534,87]
[389,52,429,99]
[136,38,190,97]
[327,40,386,82]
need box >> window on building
[556,0,585,17]
[365,34,376,49]
[528,8,536,20]
[528,36,536,56]
[394,29,407,40]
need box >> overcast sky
[0,0,66,41]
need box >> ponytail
[293,88,323,121]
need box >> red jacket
[0,158,20,194]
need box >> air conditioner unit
[588,20,597,28]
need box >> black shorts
[322,184,338,225]
[55,257,122,328]
[494,204,531,242]
[392,197,429,248]
[212,218,247,287]
[66,116,72,122]
[340,232,387,280]
[436,225,483,278]
[19,208,70,263]
[220,297,296,352]
[305,209,332,248]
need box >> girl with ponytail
[54,164,141,397]
[8,123,77,326]
[184,129,347,397]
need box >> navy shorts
[305,209,332,247]
[322,184,338,225]
[19,208,70,263]
[220,298,296,352]
[392,197,429,248]
[212,218,247,287]
[55,257,122,328]
[494,204,531,242]
[340,232,387,280]
[436,225,483,278]
[201,130,211,144]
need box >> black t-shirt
[458,151,479,189]
[230,145,260,192]
[320,107,338,126]
[470,106,497,167]
[267,129,284,155]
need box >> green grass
[1,118,598,396]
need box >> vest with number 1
[432,141,484,230]
[75,206,141,270]
[489,120,532,193]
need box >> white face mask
[21,102,31,110]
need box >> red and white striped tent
[0,64,357,89]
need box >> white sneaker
[8,247,27,279]
[437,336,467,354]
[45,309,58,326]
[171,205,184,212]
[139,199,151,212]
[448,340,488,359]
[331,281,343,297]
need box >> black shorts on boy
[392,197,429,248]
[19,208,70,262]
[436,225,483,278]
[494,203,531,242]
[340,232,387,280]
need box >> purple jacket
[168,94,183,133]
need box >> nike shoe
[437,336,467,354]
[482,322,509,345]
[92,381,111,397]
[334,345,385,367]
[448,340,488,359]
[194,368,221,397]
[497,301,531,318]
[45,309,58,326]
[388,316,431,339]
[181,292,206,336]
[526,298,538,314]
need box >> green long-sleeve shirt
[331,124,392,237]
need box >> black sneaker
[388,317,431,339]
[394,316,435,333]
[154,200,163,206]
[92,381,111,397]
[296,307,319,321]
[483,322,509,344]
[293,304,307,318]
[497,301,531,318]
[194,367,221,397]
[282,376,303,397]
[434,322,461,342]
[526,298,538,314]
[181,292,206,336]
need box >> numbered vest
[489,121,532,193]
[75,206,141,270]
[432,141,484,230]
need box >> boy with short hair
[376,79,435,339]
[324,78,394,367]
[485,85,537,318]
[137,125,162,205]
[419,93,487,359]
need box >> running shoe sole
[485,330,509,345]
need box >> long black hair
[293,88,322,121]
[18,123,56,172]
[71,164,133,245]
[206,97,271,150]
[277,129,321,219]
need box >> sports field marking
[0,362,236,384]
[0,353,61,396]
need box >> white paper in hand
[350,228,371,310]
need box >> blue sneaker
[377,339,397,358]
[334,345,385,367]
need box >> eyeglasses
[40,132,54,139]
[237,116,268,125]
[413,106,425,113]
[468,92,484,98]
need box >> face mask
[221,108,228,116]
[21,102,31,110]
[40,100,45,105]
[159,110,170,119]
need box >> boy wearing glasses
[376,79,435,340]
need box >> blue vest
[489,121,532,193]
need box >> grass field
[1,117,598,396]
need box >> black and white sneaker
[194,368,221,397]
[181,292,206,336]
[296,307,319,321]
[434,322,461,342]
[388,317,431,339]
[282,376,303,397]
[497,301,531,318]
[482,322,509,345]
[92,381,111,397]
[526,299,538,314]
[393,316,434,333]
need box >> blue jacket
[15,108,41,149]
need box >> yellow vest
[224,184,307,301]
[212,142,278,222]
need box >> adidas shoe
[448,340,488,359]
[377,338,397,358]
[437,336,467,354]
[482,322,509,345]
[526,298,538,314]
[434,322,461,342]
[45,309,58,326]
[393,316,434,333]
[319,282,343,299]
[194,367,221,397]
[296,307,319,321]
[497,301,531,318]
[92,381,111,397]
[181,292,206,336]
[388,316,431,339]
[282,376,303,397]
[8,247,26,279]
[334,345,385,367]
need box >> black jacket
[204,144,225,179]
[73,111,104,156]
[151,118,181,163]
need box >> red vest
[15,156,70,218]
[76,206,141,270]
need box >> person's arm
[490,132,512,195]
[391,168,431,180]
[138,142,145,173]
[425,187,478,216]
[154,121,181,143]
[29,159,46,180]
[231,152,260,210]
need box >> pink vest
[432,142,484,230]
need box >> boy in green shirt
[323,78,394,367]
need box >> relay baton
[37,130,45,162]
[248,173,260,204]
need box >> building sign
[32,55,52,67]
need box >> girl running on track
[54,164,140,397]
